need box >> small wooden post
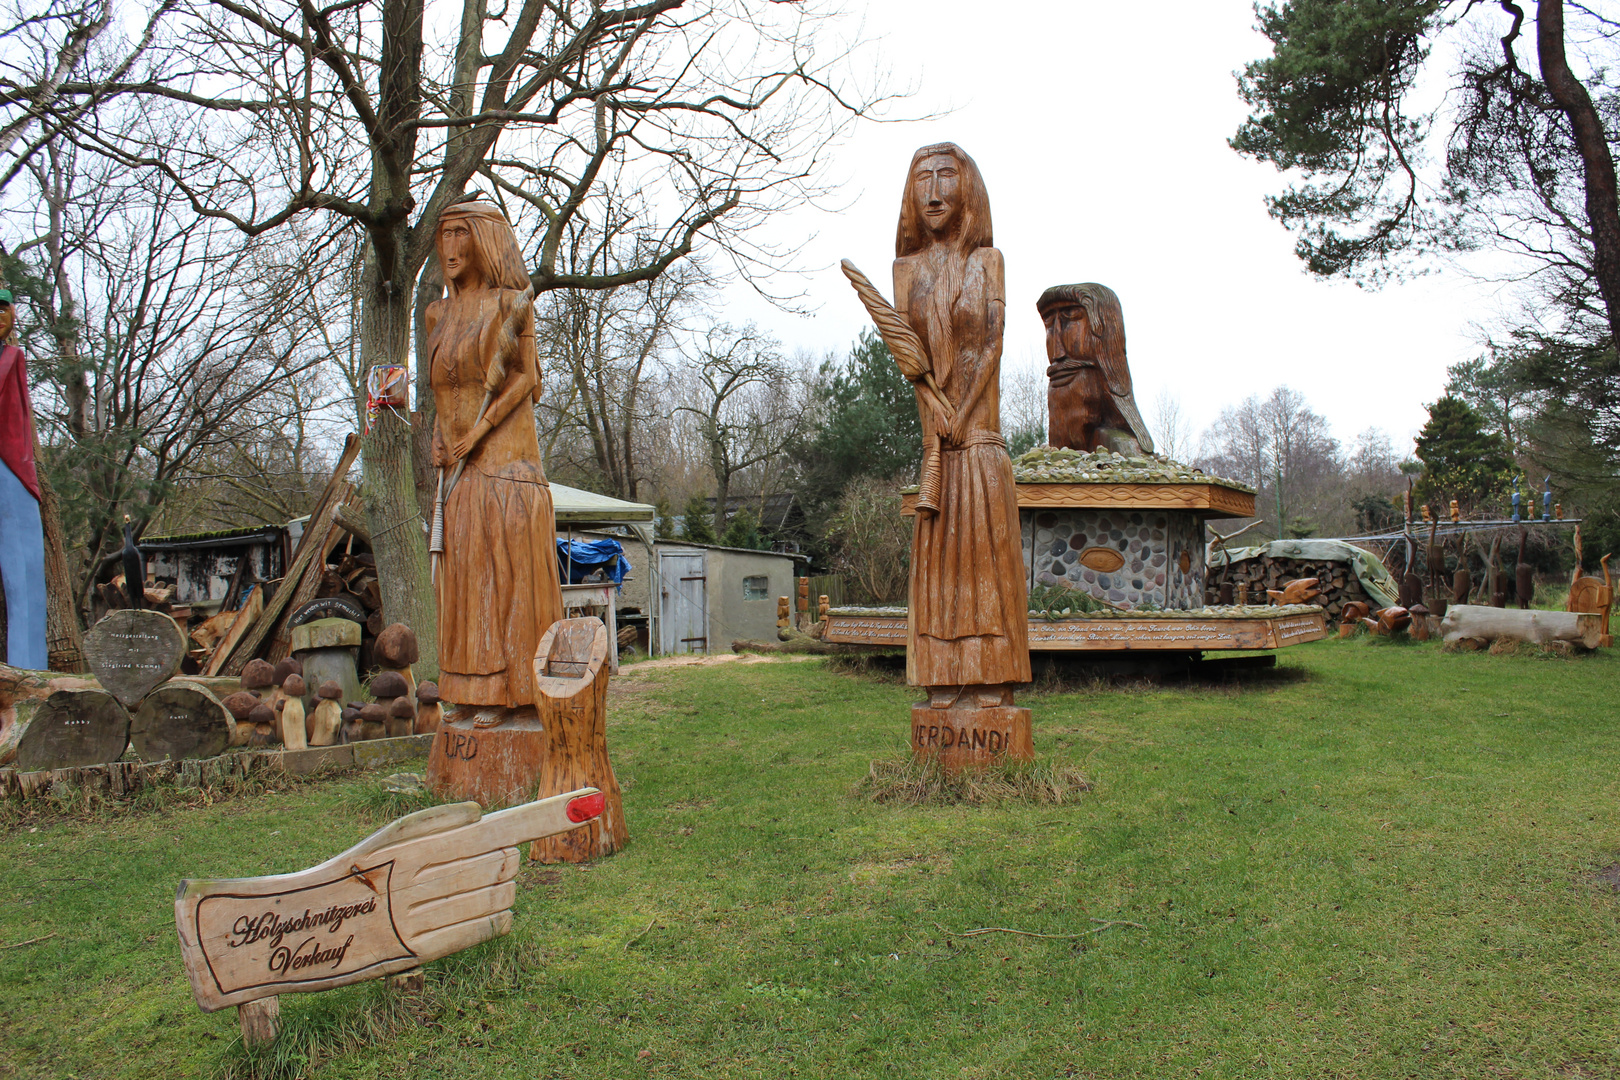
[776,597,790,630]
[818,594,829,620]
[239,996,279,1047]
[389,968,425,995]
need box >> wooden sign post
[175,787,604,1044]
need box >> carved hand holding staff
[175,789,603,1012]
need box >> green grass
[3,640,1619,1079]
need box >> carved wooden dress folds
[426,202,564,709]
[892,144,1031,692]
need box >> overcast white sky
[718,0,1516,459]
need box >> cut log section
[130,680,236,761]
[528,618,628,863]
[1440,604,1603,650]
[5,688,131,771]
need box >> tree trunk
[412,253,442,522]
[1539,0,1620,349]
[36,443,85,675]
[359,258,439,683]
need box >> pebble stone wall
[1022,508,1207,611]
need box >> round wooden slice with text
[130,680,235,761]
[14,689,132,771]
[83,609,189,707]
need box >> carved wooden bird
[121,513,144,611]
[1266,577,1321,606]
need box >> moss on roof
[1010,446,1254,491]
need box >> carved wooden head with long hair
[436,200,532,295]
[1036,282,1131,397]
[895,142,993,259]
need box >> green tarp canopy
[1206,538,1400,609]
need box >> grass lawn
[2,638,1618,1079]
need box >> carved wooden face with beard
[1038,283,1148,454]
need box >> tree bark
[1538,0,1620,348]
[37,467,85,673]
[359,258,439,683]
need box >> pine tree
[678,494,716,544]
[1413,396,1511,514]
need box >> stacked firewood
[97,575,179,616]
[1207,555,1372,618]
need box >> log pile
[1208,555,1372,618]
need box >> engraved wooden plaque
[83,610,188,707]
[175,787,603,1012]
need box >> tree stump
[82,610,188,707]
[130,681,235,761]
[529,618,627,863]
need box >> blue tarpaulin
[556,537,632,588]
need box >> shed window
[742,575,770,601]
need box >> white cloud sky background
[718,0,1516,459]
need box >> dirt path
[617,652,818,675]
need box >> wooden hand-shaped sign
[175,788,603,1012]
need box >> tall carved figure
[0,289,47,670]
[861,143,1031,767]
[1038,283,1153,455]
[425,199,565,805]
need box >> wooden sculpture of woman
[427,199,563,715]
[893,143,1031,704]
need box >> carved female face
[438,219,484,290]
[912,153,961,235]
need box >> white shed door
[659,553,708,654]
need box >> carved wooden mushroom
[387,697,416,739]
[1409,603,1432,641]
[309,681,343,746]
[369,669,410,733]
[247,702,278,747]
[222,690,260,746]
[240,659,276,700]
[339,705,363,745]
[414,681,442,735]
[268,657,304,715]
[359,702,388,741]
[374,623,419,698]
[279,674,308,750]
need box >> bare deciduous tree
[676,322,803,531]
[10,142,333,617]
[6,0,889,676]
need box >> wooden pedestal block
[528,619,628,864]
[425,706,546,809]
[910,703,1033,771]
